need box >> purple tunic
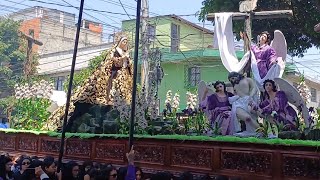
[205,93,233,135]
[251,45,277,79]
[259,91,297,130]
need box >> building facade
[10,6,103,55]
[122,15,243,110]
[285,73,320,108]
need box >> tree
[199,0,320,57]
[0,18,26,98]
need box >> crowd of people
[0,149,240,180]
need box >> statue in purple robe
[257,80,298,130]
[200,81,234,135]
[251,31,278,79]
[241,30,287,90]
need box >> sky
[0,0,319,79]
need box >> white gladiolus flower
[172,93,180,110]
[186,91,198,110]
[297,79,311,103]
[165,90,172,105]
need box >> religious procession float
[1,15,320,180]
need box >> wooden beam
[207,10,293,21]
[19,32,43,46]
[315,23,320,33]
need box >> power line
[61,0,120,29]
[118,0,131,20]
[26,0,135,16]
[2,0,122,29]
[0,6,117,38]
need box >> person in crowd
[62,161,80,180]
[135,167,143,180]
[0,155,14,180]
[13,157,32,180]
[41,156,61,180]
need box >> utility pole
[141,0,149,96]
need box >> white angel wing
[274,78,309,127]
[198,81,207,103]
[198,81,214,103]
[271,30,287,62]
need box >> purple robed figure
[200,81,234,135]
[251,31,278,79]
[259,80,298,130]
[251,44,277,79]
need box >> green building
[122,15,243,111]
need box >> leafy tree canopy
[199,0,320,57]
[0,18,26,97]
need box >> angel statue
[198,81,234,135]
[241,30,287,89]
[267,78,309,127]
[213,13,286,90]
[43,32,133,131]
[253,79,298,131]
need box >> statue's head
[228,72,243,86]
[117,36,128,51]
[263,79,277,92]
[259,31,271,45]
[213,81,226,93]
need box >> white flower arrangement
[113,87,148,130]
[186,91,198,110]
[297,79,311,103]
[165,90,172,105]
[15,80,54,99]
[172,93,180,111]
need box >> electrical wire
[118,0,131,19]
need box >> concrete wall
[38,19,102,55]
[10,7,75,26]
[11,7,102,55]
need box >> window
[188,67,201,87]
[54,76,65,91]
[29,29,34,38]
[170,23,180,53]
[310,88,317,102]
[147,24,156,42]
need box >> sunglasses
[110,174,117,178]
[22,162,30,165]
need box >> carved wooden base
[0,132,319,180]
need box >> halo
[114,31,130,45]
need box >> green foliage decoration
[10,98,51,130]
